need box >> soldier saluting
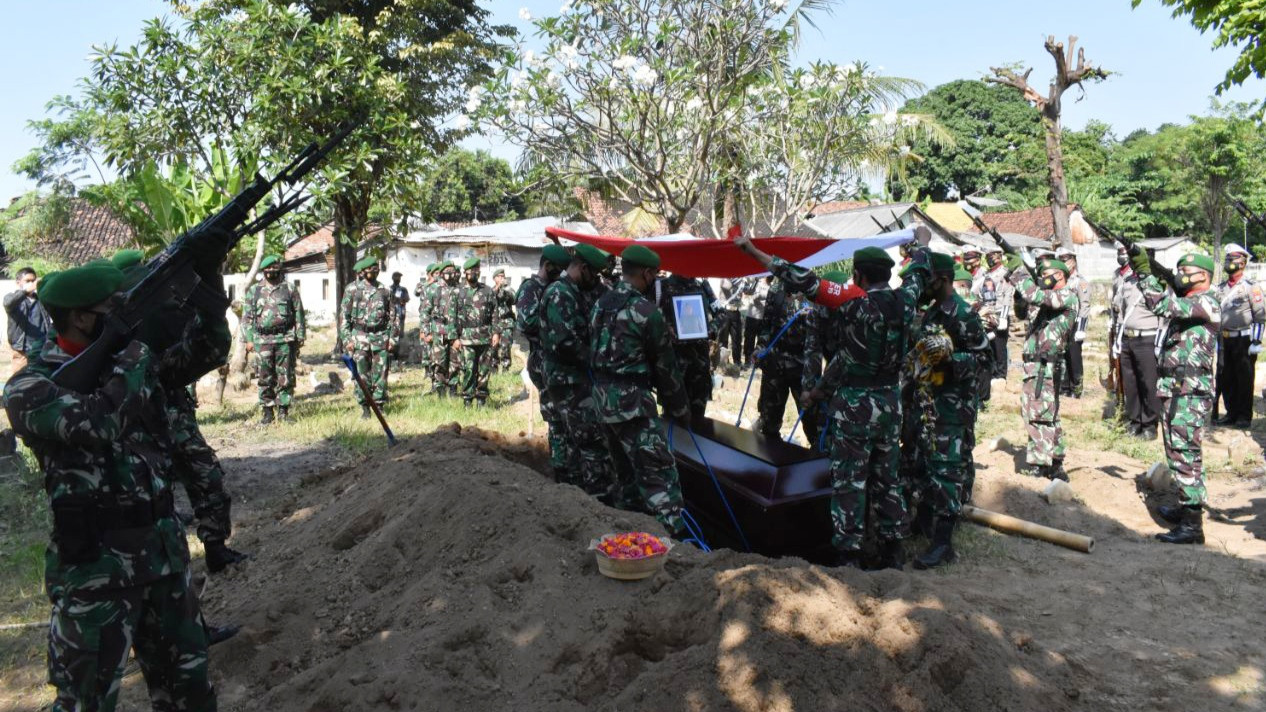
[1213,243,1265,428]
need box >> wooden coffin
[670,417,833,558]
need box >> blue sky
[2,0,1261,200]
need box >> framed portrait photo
[671,293,709,341]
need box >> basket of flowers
[589,532,673,580]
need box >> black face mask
[1226,261,1245,274]
[1176,272,1203,294]
[264,270,282,282]
[1040,274,1059,290]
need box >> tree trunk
[215,231,267,405]
[1042,112,1073,250]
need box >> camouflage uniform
[1142,275,1220,506]
[241,278,305,408]
[906,295,990,519]
[430,275,462,395]
[168,387,233,547]
[541,275,613,496]
[656,274,716,420]
[452,276,497,404]
[339,276,399,405]
[1058,270,1091,397]
[755,281,815,442]
[1008,269,1077,469]
[414,275,434,375]
[769,255,928,553]
[494,281,516,371]
[590,280,691,535]
[4,316,229,711]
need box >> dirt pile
[205,426,1088,711]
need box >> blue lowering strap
[785,406,808,443]
[687,425,752,552]
[735,309,805,428]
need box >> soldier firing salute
[452,257,500,407]
[340,256,399,417]
[906,256,991,569]
[1006,251,1077,481]
[5,261,226,711]
[541,244,614,496]
[1111,244,1162,439]
[733,230,932,570]
[1057,249,1091,399]
[589,245,691,537]
[1132,252,1220,544]
[1214,243,1265,427]
[518,244,572,474]
[242,254,306,424]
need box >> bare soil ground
[4,335,1265,711]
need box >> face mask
[1040,274,1059,290]
[264,270,281,282]
[955,286,970,299]
[1226,261,1244,273]
[1177,272,1203,294]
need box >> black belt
[1022,354,1062,363]
[56,489,176,531]
[839,373,898,388]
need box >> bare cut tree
[988,35,1110,249]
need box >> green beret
[492,268,506,277]
[426,263,440,274]
[84,258,114,269]
[930,252,956,275]
[1045,260,1070,276]
[463,256,481,270]
[821,270,849,285]
[110,249,144,270]
[620,244,661,270]
[353,256,377,272]
[573,243,610,270]
[542,244,572,266]
[953,266,973,283]
[439,260,455,271]
[853,246,894,269]
[1178,252,1215,274]
[39,263,125,310]
[260,255,281,269]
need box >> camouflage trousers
[757,364,819,444]
[417,330,432,369]
[679,344,713,420]
[255,341,298,407]
[547,384,615,498]
[350,344,391,405]
[458,342,493,402]
[917,420,975,519]
[1161,394,1211,506]
[540,388,568,478]
[430,338,459,393]
[48,571,215,712]
[825,386,906,552]
[604,416,686,536]
[1020,359,1065,466]
[168,403,232,546]
[494,321,515,370]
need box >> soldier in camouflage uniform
[519,245,573,473]
[907,257,991,569]
[657,273,717,421]
[452,257,500,406]
[541,244,614,496]
[430,261,462,397]
[755,278,815,442]
[1136,252,1221,544]
[589,245,691,536]
[492,268,516,371]
[112,249,249,576]
[339,256,400,417]
[1056,250,1091,398]
[1214,243,1265,427]
[415,263,440,384]
[242,254,305,423]
[801,270,850,450]
[735,234,932,569]
[5,262,225,711]
[1006,253,1077,480]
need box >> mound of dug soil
[205,425,1088,711]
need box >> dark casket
[670,416,833,558]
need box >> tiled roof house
[1,198,138,273]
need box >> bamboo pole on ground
[962,505,1095,553]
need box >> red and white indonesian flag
[545,226,915,279]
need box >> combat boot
[476,397,487,408]
[207,623,241,646]
[913,517,958,570]
[260,406,274,425]
[205,541,251,573]
[278,406,292,423]
[361,404,371,419]
[1156,504,1185,524]
[1047,459,1069,481]
[874,539,906,571]
[1156,505,1204,545]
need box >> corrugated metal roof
[805,203,916,239]
[399,216,597,248]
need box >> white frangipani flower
[522,49,537,67]
[518,7,532,20]
[882,109,898,125]
[454,115,471,130]
[685,97,703,111]
[632,64,658,86]
[769,0,787,9]
[613,55,638,70]
[560,0,574,11]
[798,74,816,89]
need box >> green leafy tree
[0,191,76,276]
[889,79,1046,203]
[1136,0,1266,106]
[416,149,523,223]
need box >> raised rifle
[956,201,1040,280]
[1081,214,1177,289]
[1228,194,1266,232]
[52,119,362,393]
